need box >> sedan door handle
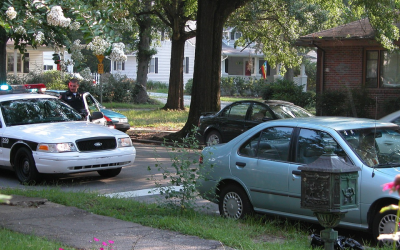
[292,170,301,175]
[236,162,246,167]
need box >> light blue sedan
[197,117,400,245]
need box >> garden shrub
[260,79,315,108]
[184,78,193,95]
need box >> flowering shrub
[47,6,71,28]
[378,174,400,247]
[87,37,111,56]
[6,7,17,20]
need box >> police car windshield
[0,98,82,126]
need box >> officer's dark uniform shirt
[60,90,85,113]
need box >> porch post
[13,49,17,76]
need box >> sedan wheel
[373,210,400,247]
[206,131,222,146]
[219,185,253,219]
[14,147,40,183]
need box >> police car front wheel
[14,147,40,183]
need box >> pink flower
[102,241,107,246]
[109,240,114,244]
[59,248,64,250]
[100,248,104,250]
[94,237,100,241]
[382,174,400,195]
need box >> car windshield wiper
[375,162,400,168]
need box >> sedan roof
[262,116,397,131]
[0,93,56,102]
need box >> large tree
[169,0,400,140]
[151,0,197,110]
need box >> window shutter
[155,58,158,73]
[114,61,116,70]
[225,59,229,73]
[122,62,125,70]
[186,57,189,73]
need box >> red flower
[383,174,400,195]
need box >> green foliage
[260,79,315,108]
[184,78,193,95]
[220,76,267,97]
[147,127,204,212]
[147,81,168,93]
[381,96,400,116]
[316,87,375,118]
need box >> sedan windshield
[340,127,400,167]
[1,98,82,126]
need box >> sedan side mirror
[90,111,104,121]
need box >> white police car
[0,85,136,183]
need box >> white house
[111,38,196,85]
[5,40,73,78]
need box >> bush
[260,79,315,108]
[184,79,193,95]
[315,87,375,118]
[147,81,168,93]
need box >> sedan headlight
[118,137,132,147]
[37,143,77,153]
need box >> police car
[0,84,136,183]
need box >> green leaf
[380,204,399,213]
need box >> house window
[365,50,400,88]
[113,61,125,71]
[149,57,158,73]
[225,59,229,73]
[259,60,271,76]
[43,65,54,70]
[7,53,22,72]
[230,32,235,41]
[235,32,242,39]
[183,57,189,73]
[245,58,255,76]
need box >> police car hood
[3,121,126,143]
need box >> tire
[219,185,253,219]
[97,167,122,177]
[14,147,40,183]
[206,130,222,146]
[372,209,400,247]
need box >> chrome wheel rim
[378,213,400,247]
[207,134,220,146]
[222,192,243,219]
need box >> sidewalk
[0,195,234,250]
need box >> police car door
[83,93,106,126]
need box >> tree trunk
[167,0,250,140]
[284,68,294,81]
[0,27,8,84]
[134,7,152,104]
[163,38,185,110]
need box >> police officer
[59,79,85,115]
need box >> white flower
[47,6,71,27]
[34,31,44,44]
[87,36,111,56]
[15,26,26,35]
[6,7,17,20]
[109,42,127,62]
[69,21,80,31]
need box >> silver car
[197,117,400,245]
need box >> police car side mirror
[90,111,104,121]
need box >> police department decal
[2,137,9,144]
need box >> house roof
[295,18,398,47]
[222,41,264,58]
